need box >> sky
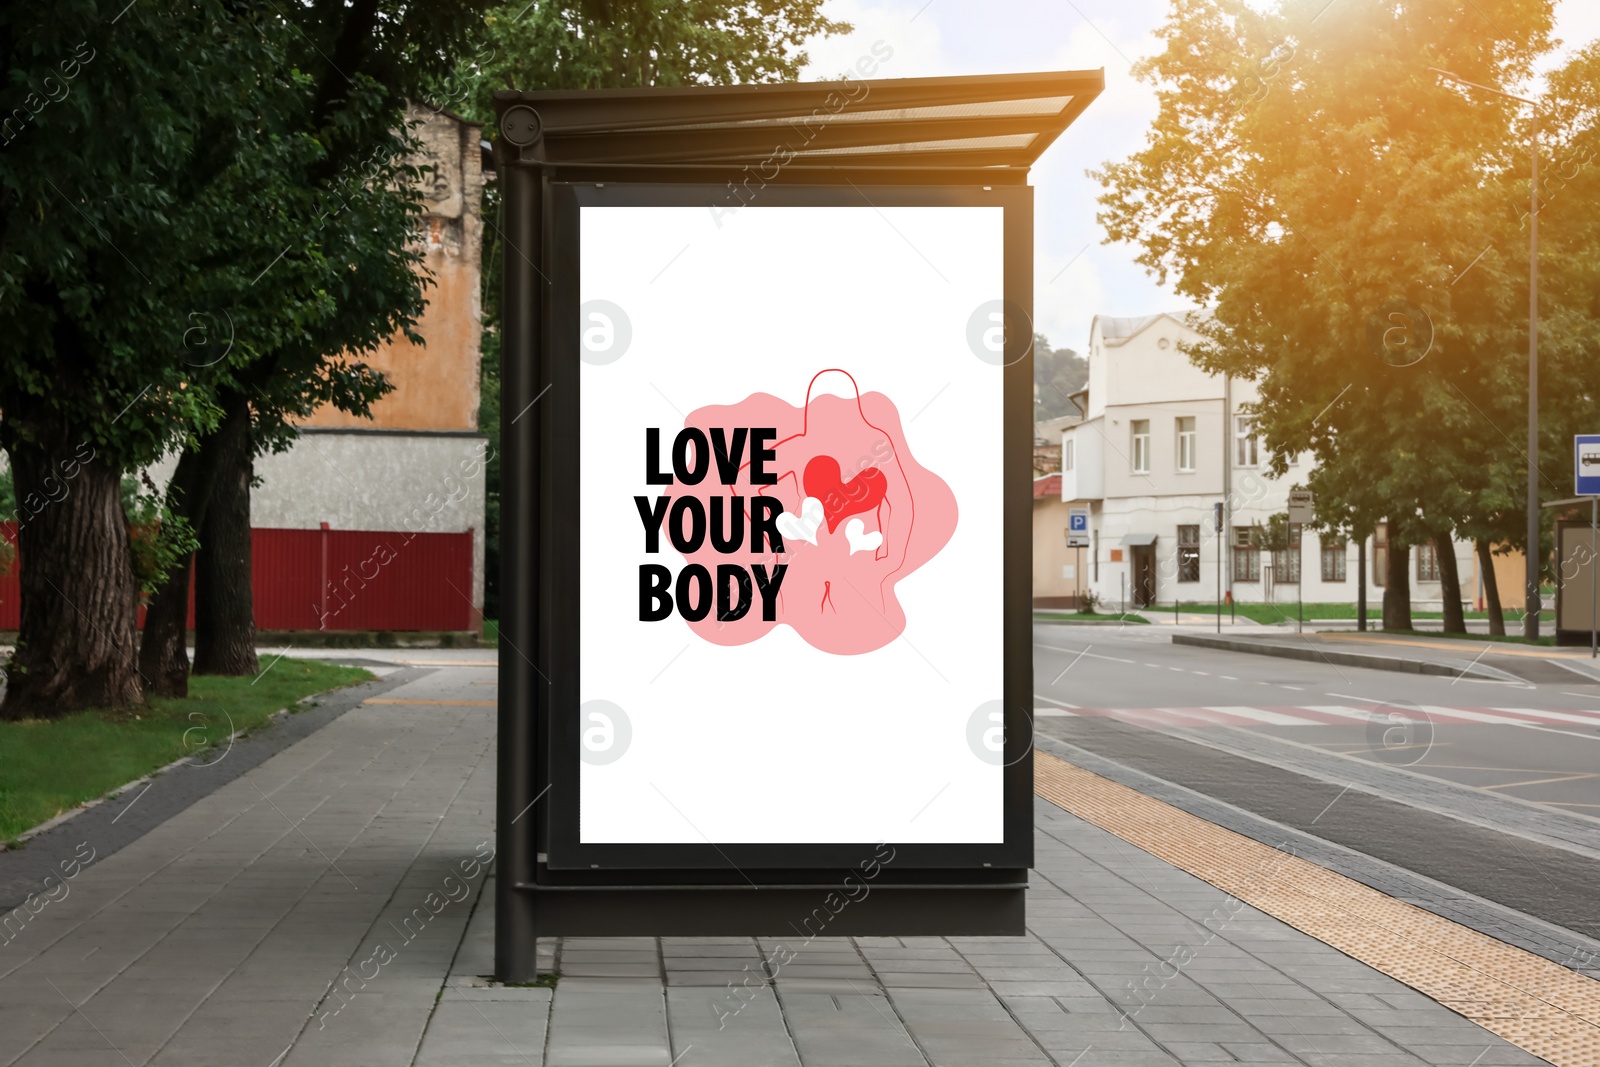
[800,0,1600,356]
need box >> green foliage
[1034,334,1089,422]
[440,0,849,120]
[1095,0,1593,571]
[448,0,849,614]
[0,464,14,583]
[120,477,201,598]
[1248,512,1291,552]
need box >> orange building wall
[302,106,485,433]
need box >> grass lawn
[483,619,499,645]
[1033,611,1150,624]
[0,659,371,845]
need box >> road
[1031,622,1600,948]
[1034,622,1600,809]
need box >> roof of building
[492,70,1105,183]
[1033,473,1062,499]
[1034,414,1082,443]
[1096,308,1212,347]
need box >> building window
[1373,522,1388,587]
[1272,523,1301,584]
[1131,420,1150,473]
[1417,541,1440,582]
[1062,437,1074,472]
[1177,417,1196,472]
[1321,537,1347,582]
[1235,415,1259,468]
[1177,525,1200,582]
[1232,526,1260,582]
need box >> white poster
[577,203,1006,844]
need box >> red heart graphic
[803,456,887,533]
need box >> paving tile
[544,977,670,1067]
[413,991,552,1067]
[666,986,800,1066]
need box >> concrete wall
[252,429,489,616]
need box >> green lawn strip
[0,659,372,845]
[483,619,499,644]
[1033,611,1150,624]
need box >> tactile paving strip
[1034,751,1600,1066]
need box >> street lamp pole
[1428,68,1540,638]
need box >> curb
[1171,633,1511,681]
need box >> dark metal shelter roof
[492,70,1104,184]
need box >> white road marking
[1488,707,1600,727]
[1302,705,1381,723]
[1032,642,1135,664]
[1201,705,1309,726]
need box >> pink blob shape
[669,371,958,656]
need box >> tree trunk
[193,398,259,676]
[1435,532,1466,634]
[1,432,143,719]
[1356,535,1368,632]
[1477,538,1506,636]
[1382,534,1413,631]
[138,444,216,697]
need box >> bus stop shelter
[492,69,1103,982]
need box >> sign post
[1067,507,1090,548]
[1066,507,1089,612]
[491,72,1103,979]
[1578,436,1600,657]
[1287,491,1313,634]
[1214,501,1224,634]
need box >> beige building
[1051,310,1484,613]
[1032,473,1082,608]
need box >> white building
[1059,310,1474,614]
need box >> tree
[1033,334,1089,422]
[139,0,495,693]
[0,3,318,718]
[1094,0,1591,633]
[451,0,849,621]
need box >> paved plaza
[0,653,1552,1066]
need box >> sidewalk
[1173,629,1600,685]
[0,652,1557,1066]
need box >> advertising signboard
[570,195,1010,853]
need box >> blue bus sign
[1578,435,1600,496]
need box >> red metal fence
[0,524,475,632]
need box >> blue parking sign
[1069,510,1088,532]
[1578,435,1600,496]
